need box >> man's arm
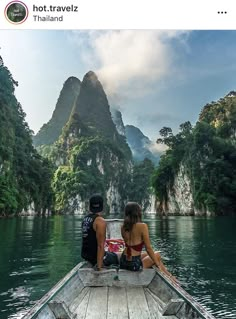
[94,217,106,270]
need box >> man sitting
[81,194,118,270]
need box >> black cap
[89,194,103,213]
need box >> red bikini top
[125,241,144,258]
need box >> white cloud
[1,30,191,136]
[69,30,190,101]
[148,141,168,154]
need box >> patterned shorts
[120,253,143,271]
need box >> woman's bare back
[121,223,146,256]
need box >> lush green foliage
[128,158,155,211]
[152,97,236,215]
[50,132,132,213]
[34,92,133,213]
[0,56,53,215]
[0,64,154,215]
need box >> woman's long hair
[123,202,142,232]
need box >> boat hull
[22,219,215,319]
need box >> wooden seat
[78,268,156,287]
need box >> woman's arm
[155,254,175,278]
[142,224,174,278]
[142,223,159,265]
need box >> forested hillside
[152,93,236,215]
[37,71,133,213]
[0,56,53,215]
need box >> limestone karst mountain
[125,125,160,164]
[34,76,81,146]
[110,108,160,164]
[110,108,126,136]
[152,91,236,216]
[199,91,236,138]
[0,55,52,215]
[34,71,157,214]
[48,71,133,213]
[73,71,117,138]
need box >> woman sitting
[120,202,176,281]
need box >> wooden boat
[22,219,216,319]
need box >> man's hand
[93,264,102,271]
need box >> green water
[0,215,235,318]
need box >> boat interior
[27,262,206,319]
[23,220,214,319]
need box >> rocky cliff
[0,56,53,216]
[34,72,158,215]
[165,164,194,215]
[153,92,236,216]
[34,76,81,146]
[50,71,132,214]
[110,108,126,136]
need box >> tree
[0,56,53,215]
[128,158,155,211]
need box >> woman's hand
[168,274,180,285]
[157,263,179,284]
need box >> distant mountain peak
[125,125,159,164]
[65,76,80,82]
[64,76,81,87]
[110,108,126,136]
[71,71,121,141]
[126,125,149,140]
[33,76,81,146]
[85,70,97,78]
[83,71,102,89]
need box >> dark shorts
[120,253,143,271]
[103,251,119,266]
[82,251,119,267]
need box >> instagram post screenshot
[0,0,236,318]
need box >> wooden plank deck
[107,287,128,319]
[71,287,178,319]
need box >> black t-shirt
[81,213,99,265]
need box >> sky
[1,30,236,142]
